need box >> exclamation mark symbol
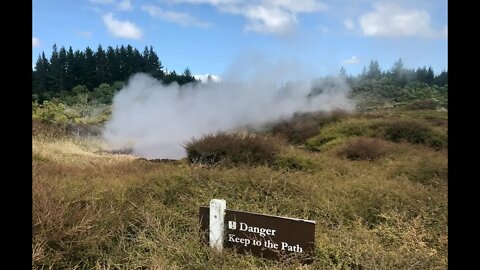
[228,221,236,230]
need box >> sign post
[209,199,226,251]
[200,199,315,263]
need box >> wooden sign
[199,200,315,263]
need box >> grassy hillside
[32,106,447,269]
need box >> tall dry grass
[33,110,447,269]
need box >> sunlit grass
[32,109,447,269]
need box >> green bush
[92,83,115,104]
[373,120,447,149]
[32,101,69,124]
[32,99,112,132]
[305,118,447,151]
[184,132,280,166]
[305,119,375,151]
[274,155,314,172]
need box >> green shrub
[184,132,280,166]
[33,100,112,135]
[337,137,388,161]
[32,101,69,125]
[274,155,314,172]
[92,83,115,104]
[373,120,447,149]
[306,118,447,151]
[305,118,375,151]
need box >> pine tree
[434,70,448,86]
[148,46,164,79]
[360,66,367,80]
[390,58,406,86]
[125,45,135,77]
[118,45,128,80]
[142,46,151,72]
[426,66,434,85]
[65,46,75,91]
[416,67,428,83]
[367,60,381,79]
[183,67,192,78]
[33,53,49,94]
[390,58,403,76]
[95,45,108,86]
[48,44,61,92]
[72,50,85,87]
[58,46,67,92]
[179,67,196,84]
[133,48,145,74]
[106,46,119,82]
[84,47,96,89]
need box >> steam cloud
[103,65,354,159]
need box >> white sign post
[209,199,226,251]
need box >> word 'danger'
[200,201,315,263]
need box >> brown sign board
[199,206,315,263]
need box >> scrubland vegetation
[33,105,447,269]
[32,48,447,269]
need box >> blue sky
[32,0,447,77]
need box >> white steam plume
[103,66,354,159]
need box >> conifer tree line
[32,44,196,95]
[32,44,447,105]
[339,59,448,105]
[346,59,448,87]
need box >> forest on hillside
[32,44,197,103]
[32,44,447,111]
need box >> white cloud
[102,13,143,39]
[167,0,327,35]
[141,5,211,28]
[359,3,446,39]
[118,0,132,11]
[194,74,221,82]
[89,0,132,11]
[32,37,41,47]
[167,0,240,5]
[343,18,354,30]
[89,0,114,4]
[264,0,327,13]
[342,56,359,65]
[243,5,296,34]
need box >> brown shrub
[269,109,350,144]
[184,131,280,166]
[32,120,68,137]
[405,99,439,110]
[337,137,388,161]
